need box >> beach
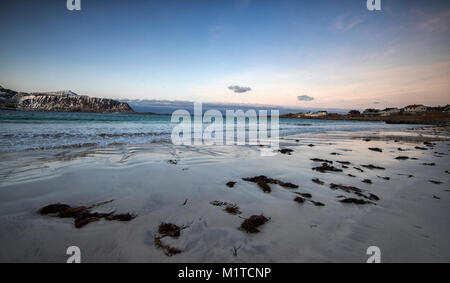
[0,125,449,263]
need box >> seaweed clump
[243,175,299,193]
[312,178,324,185]
[210,200,241,215]
[239,215,270,233]
[339,197,374,205]
[158,222,182,237]
[329,183,379,202]
[278,149,294,155]
[154,237,182,257]
[39,200,136,228]
[154,222,189,256]
[361,164,385,170]
[312,163,343,173]
[226,181,236,188]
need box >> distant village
[289,104,450,118]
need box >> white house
[302,111,327,117]
[314,111,328,117]
[380,107,401,116]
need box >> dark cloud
[228,85,252,93]
[297,95,314,101]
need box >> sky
[0,0,449,110]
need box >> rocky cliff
[0,86,134,113]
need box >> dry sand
[0,128,449,262]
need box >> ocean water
[0,110,418,152]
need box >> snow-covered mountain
[0,86,134,113]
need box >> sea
[0,110,419,152]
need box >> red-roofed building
[403,104,427,113]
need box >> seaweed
[377,176,390,180]
[242,175,299,193]
[39,204,71,215]
[154,236,182,257]
[329,183,379,201]
[226,181,236,188]
[210,200,228,206]
[294,192,312,198]
[312,163,343,173]
[158,222,183,237]
[154,222,190,256]
[239,215,270,233]
[38,200,134,228]
[368,148,383,152]
[355,192,379,201]
[353,167,364,172]
[210,200,241,215]
[395,156,409,160]
[361,164,385,170]
[309,200,325,206]
[339,198,374,205]
[105,213,136,221]
[279,149,294,155]
[312,178,324,185]
[75,217,100,228]
[224,204,242,215]
[330,183,363,193]
[294,196,305,203]
[310,158,333,163]
[257,181,271,193]
[362,179,372,184]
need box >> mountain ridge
[0,85,134,113]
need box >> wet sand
[0,128,449,262]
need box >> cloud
[334,14,364,32]
[417,10,450,33]
[228,85,252,93]
[297,95,314,101]
[373,101,380,104]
